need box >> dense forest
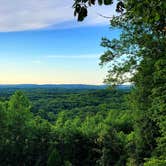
[0,87,134,165]
[0,0,166,165]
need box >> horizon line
[0,83,106,86]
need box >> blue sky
[0,0,120,84]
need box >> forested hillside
[0,0,165,165]
[0,88,134,165]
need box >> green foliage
[81,0,166,164]
[0,89,133,165]
[47,149,62,166]
[144,158,166,166]
[73,0,166,164]
[0,0,165,164]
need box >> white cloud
[0,0,116,32]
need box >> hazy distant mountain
[0,84,106,89]
[0,84,132,90]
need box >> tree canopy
[0,0,165,165]
[73,0,166,165]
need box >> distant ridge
[0,84,106,89]
[0,84,132,90]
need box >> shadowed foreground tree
[73,0,166,165]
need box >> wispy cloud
[30,54,102,65]
[32,60,42,64]
[0,0,116,32]
[46,54,101,59]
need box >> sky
[0,0,120,85]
